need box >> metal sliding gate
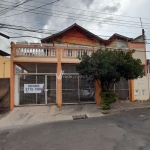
[112,78,129,100]
[16,74,56,105]
[62,73,95,103]
[62,74,129,103]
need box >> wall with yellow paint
[128,43,146,65]
[128,42,148,101]
[132,48,146,64]
[107,40,117,47]
[0,56,10,78]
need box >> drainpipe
[3,62,5,78]
[148,61,150,99]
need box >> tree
[77,49,143,92]
[76,49,144,109]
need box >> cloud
[81,0,95,9]
[102,3,121,13]
[0,0,146,57]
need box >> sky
[0,0,150,58]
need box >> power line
[34,0,150,21]
[1,2,150,30]
[2,0,150,21]
[0,2,147,29]
[0,0,60,18]
[10,35,42,39]
[0,2,149,26]
[0,32,9,39]
[1,9,149,29]
[1,2,150,27]
[0,23,143,43]
[1,23,140,40]
[2,29,26,36]
[2,28,111,40]
[0,18,141,35]
[0,0,33,16]
[0,22,140,38]
[1,30,140,44]
[0,37,10,48]
[0,29,119,42]
[0,23,56,34]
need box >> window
[135,89,140,96]
[141,89,146,95]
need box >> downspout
[3,62,5,78]
[148,61,150,99]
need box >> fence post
[95,80,101,104]
[56,48,62,107]
[10,42,15,110]
[129,80,134,101]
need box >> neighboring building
[0,50,21,78]
[10,23,149,110]
[0,50,10,78]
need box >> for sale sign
[24,84,45,93]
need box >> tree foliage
[76,49,144,92]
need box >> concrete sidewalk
[108,100,150,114]
[1,100,150,128]
[0,104,104,128]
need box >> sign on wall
[24,84,45,93]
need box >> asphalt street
[0,108,150,150]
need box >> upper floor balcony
[11,42,130,63]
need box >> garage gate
[62,73,95,103]
[61,64,129,102]
[112,78,129,100]
[15,74,56,105]
[62,64,95,103]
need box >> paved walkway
[0,104,104,128]
[108,100,150,114]
[0,100,150,128]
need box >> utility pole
[142,29,146,43]
[140,17,146,43]
[140,17,143,29]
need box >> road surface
[0,108,150,150]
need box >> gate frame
[112,80,130,100]
[62,73,96,104]
[15,73,57,106]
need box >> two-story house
[10,23,149,110]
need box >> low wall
[0,78,10,113]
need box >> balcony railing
[13,42,129,58]
[63,49,95,58]
[15,48,56,57]
[14,43,57,57]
